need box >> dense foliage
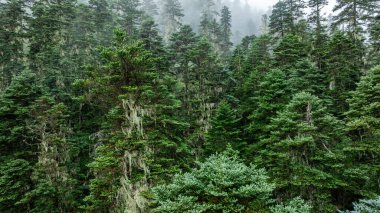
[0,0,380,212]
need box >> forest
[0,0,380,212]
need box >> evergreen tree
[152,150,275,212]
[89,0,114,46]
[161,0,184,42]
[28,0,76,94]
[269,0,306,37]
[205,101,243,155]
[269,1,288,37]
[345,65,380,198]
[219,6,233,58]
[288,59,327,96]
[326,31,363,115]
[0,70,45,211]
[247,69,290,143]
[114,0,142,36]
[80,30,190,212]
[257,92,346,212]
[333,0,378,35]
[168,25,198,117]
[369,12,380,66]
[308,0,329,70]
[274,34,308,69]
[0,0,27,89]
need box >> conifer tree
[161,0,184,42]
[0,70,45,211]
[80,30,190,212]
[345,65,380,198]
[247,69,290,143]
[152,150,275,212]
[219,6,233,58]
[274,34,308,69]
[28,0,76,93]
[288,59,327,96]
[0,0,27,89]
[326,31,363,115]
[205,101,243,155]
[333,0,378,35]
[257,92,346,212]
[308,0,329,70]
[115,0,142,36]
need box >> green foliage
[257,92,346,212]
[205,101,243,155]
[0,0,26,89]
[344,65,380,197]
[152,151,275,213]
[270,197,312,213]
[342,196,380,213]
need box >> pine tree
[274,34,308,69]
[308,0,329,70]
[28,0,76,93]
[345,65,380,198]
[269,0,306,37]
[333,0,378,35]
[114,0,142,36]
[269,1,288,37]
[89,0,114,46]
[0,70,45,211]
[161,0,184,42]
[247,69,290,143]
[80,30,190,212]
[205,101,243,155]
[326,31,363,115]
[219,6,233,58]
[288,59,327,96]
[0,0,27,89]
[369,12,380,66]
[257,92,346,212]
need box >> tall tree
[326,31,363,115]
[114,0,142,36]
[80,30,190,212]
[0,0,27,89]
[161,0,184,42]
[0,70,45,211]
[308,0,329,70]
[345,65,380,199]
[219,6,233,58]
[333,0,378,35]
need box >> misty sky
[244,0,336,12]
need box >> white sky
[244,0,337,13]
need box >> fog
[151,0,337,44]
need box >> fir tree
[0,0,27,89]
[161,0,184,42]
[345,65,380,198]
[219,6,233,58]
[80,30,190,212]
[205,101,243,155]
[326,31,363,115]
[152,150,275,212]
[258,92,346,212]
[274,34,308,69]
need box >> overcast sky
[244,0,336,13]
